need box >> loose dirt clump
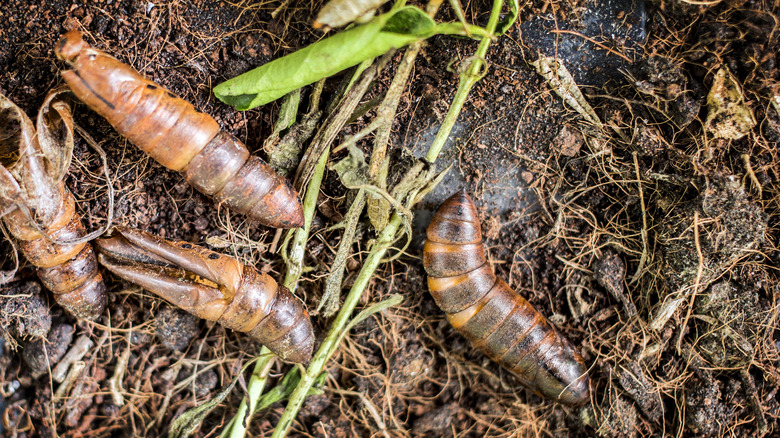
[695,281,765,368]
[631,55,702,129]
[659,173,767,294]
[0,282,51,347]
[192,368,218,397]
[582,391,640,437]
[684,377,736,437]
[412,402,460,435]
[155,305,201,352]
[616,361,662,424]
[594,249,634,317]
[23,323,75,376]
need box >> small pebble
[193,369,218,397]
[155,306,201,351]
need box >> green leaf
[214,6,438,110]
[496,0,520,35]
[169,375,239,438]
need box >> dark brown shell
[55,31,303,229]
[424,190,589,406]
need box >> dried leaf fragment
[367,194,390,230]
[705,66,756,140]
[169,376,238,438]
[314,0,389,30]
[532,55,603,128]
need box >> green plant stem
[224,53,390,438]
[425,0,504,163]
[435,22,491,38]
[271,2,506,436]
[221,348,275,438]
[270,214,403,438]
[282,146,330,292]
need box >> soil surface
[0,0,779,437]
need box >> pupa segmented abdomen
[4,188,107,320]
[423,190,589,406]
[54,31,303,229]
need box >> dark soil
[0,0,778,437]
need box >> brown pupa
[96,227,314,363]
[424,190,589,406]
[0,90,106,320]
[55,31,304,229]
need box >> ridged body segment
[0,92,106,320]
[3,189,107,320]
[183,131,249,195]
[55,31,304,228]
[423,191,589,406]
[95,227,314,363]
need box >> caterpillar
[423,190,589,405]
[96,227,314,363]
[314,0,389,29]
[55,31,304,229]
[0,91,106,320]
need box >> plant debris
[23,322,74,376]
[705,66,757,140]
